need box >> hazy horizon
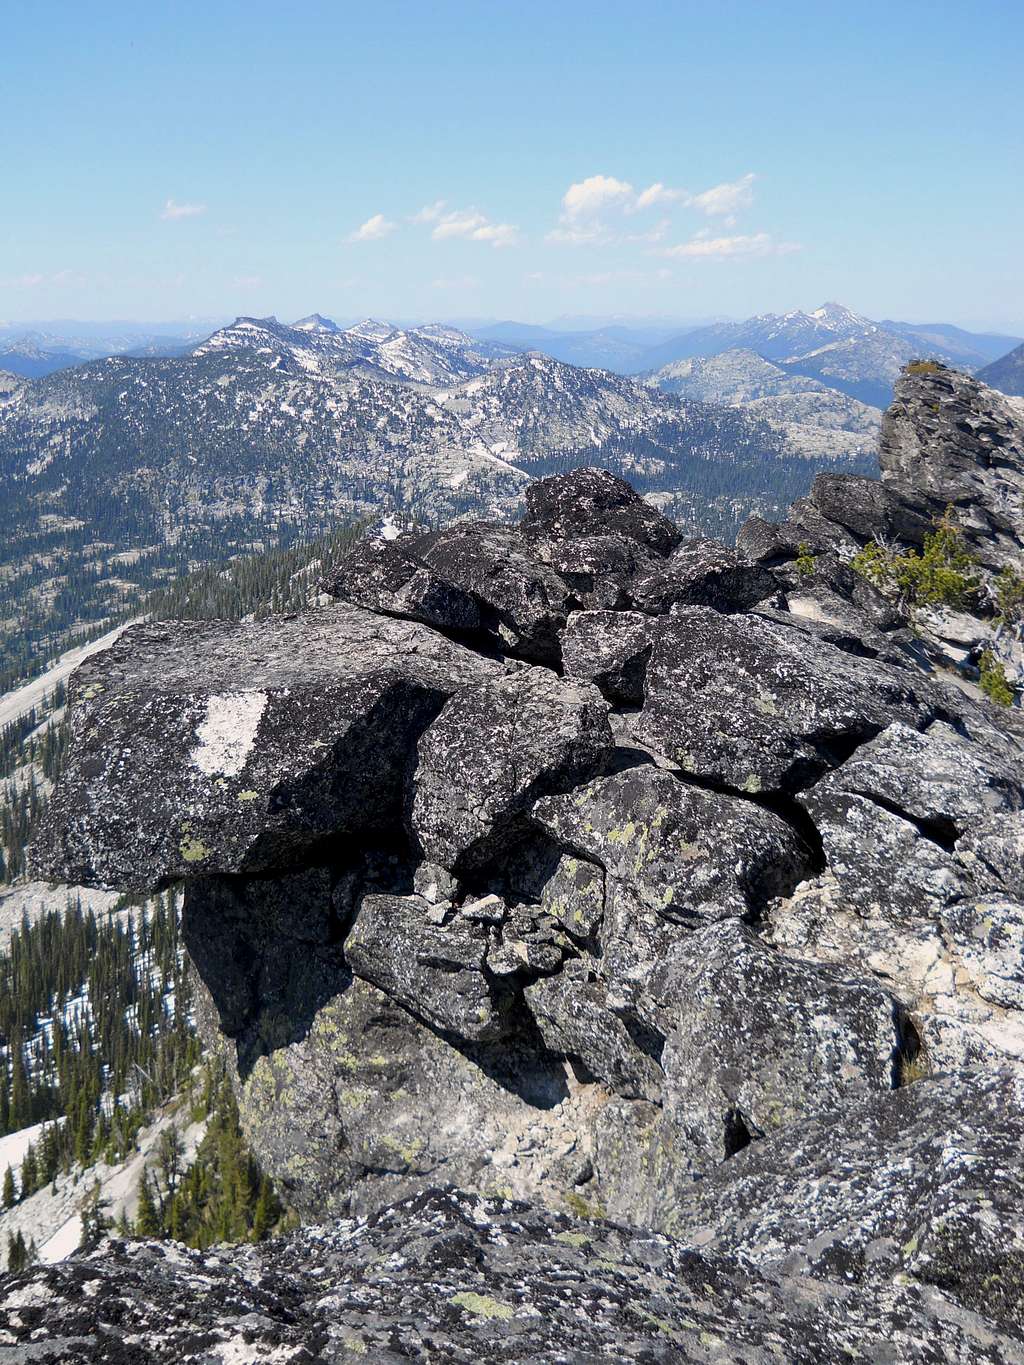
[2,0,1021,331]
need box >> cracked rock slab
[635,607,935,793]
[411,666,612,870]
[32,606,498,890]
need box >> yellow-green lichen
[179,836,210,863]
[237,789,260,802]
[450,1292,514,1321]
[554,1230,590,1247]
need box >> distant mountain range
[0,313,877,688]
[0,323,221,378]
[470,303,1023,407]
[978,341,1024,397]
[645,348,881,461]
[3,305,1020,402]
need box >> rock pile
[11,362,1024,1359]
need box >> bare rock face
[32,606,498,890]
[519,465,682,557]
[630,537,776,615]
[410,667,612,870]
[635,607,934,793]
[880,362,1024,570]
[560,609,654,703]
[321,530,482,632]
[658,918,907,1164]
[30,438,1024,1357]
[7,1175,1024,1363]
[345,893,509,1042]
[411,521,575,664]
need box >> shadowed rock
[32,606,497,889]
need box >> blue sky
[1,0,1022,329]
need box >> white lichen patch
[191,692,268,778]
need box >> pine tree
[134,1171,161,1237]
[2,1165,14,1208]
[19,1145,37,1198]
[6,1230,27,1273]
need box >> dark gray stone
[412,521,576,664]
[411,667,612,870]
[33,606,497,889]
[635,607,935,793]
[631,537,776,615]
[6,1183,1023,1362]
[321,530,481,631]
[345,893,507,1042]
[560,609,654,703]
[519,465,682,557]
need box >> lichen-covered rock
[635,607,935,793]
[519,465,682,557]
[6,1185,1022,1363]
[658,919,905,1162]
[345,893,508,1041]
[321,530,482,631]
[803,721,1024,919]
[541,533,658,610]
[670,1066,1024,1338]
[560,609,654,703]
[880,363,1024,571]
[808,470,948,549]
[411,666,612,869]
[630,537,776,615]
[533,766,813,1032]
[412,521,576,663]
[32,606,497,889]
[767,872,1024,1072]
[525,960,663,1101]
[214,974,598,1221]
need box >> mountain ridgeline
[0,313,880,690]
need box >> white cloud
[423,206,519,248]
[233,274,263,288]
[412,200,447,223]
[553,176,687,245]
[633,182,688,211]
[160,198,206,221]
[660,230,801,259]
[546,223,610,246]
[348,213,396,242]
[689,173,756,218]
[561,174,635,218]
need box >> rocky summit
[8,362,1024,1361]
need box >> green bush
[994,566,1024,626]
[794,542,816,577]
[979,650,1015,707]
[851,508,978,615]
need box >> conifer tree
[134,1170,161,1237]
[2,1165,14,1209]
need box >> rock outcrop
[18,366,1024,1357]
